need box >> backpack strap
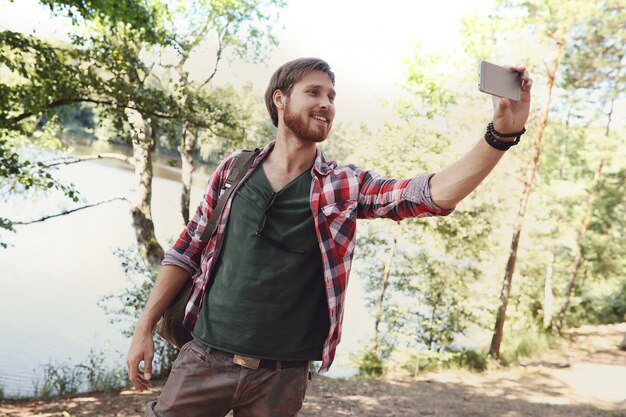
[199,148,260,243]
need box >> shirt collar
[312,147,332,176]
[256,140,333,176]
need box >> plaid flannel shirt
[162,141,453,372]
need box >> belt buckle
[233,354,260,370]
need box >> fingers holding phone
[479,61,533,133]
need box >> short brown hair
[265,58,335,127]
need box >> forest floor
[2,323,625,417]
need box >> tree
[0,0,170,257]
[1,0,285,267]
[158,0,285,224]
[461,0,605,359]
[552,0,626,333]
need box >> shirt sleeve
[349,165,454,220]
[162,151,240,276]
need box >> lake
[0,141,372,397]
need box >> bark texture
[128,111,164,269]
[543,249,555,330]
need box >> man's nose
[318,96,332,108]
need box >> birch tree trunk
[128,110,164,269]
[372,224,399,354]
[489,37,563,359]
[554,159,605,333]
[543,249,555,329]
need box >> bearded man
[126,57,533,417]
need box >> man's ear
[273,89,285,110]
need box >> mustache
[310,111,332,119]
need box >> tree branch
[198,25,228,90]
[10,97,177,125]
[12,197,129,225]
[44,153,135,167]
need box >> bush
[357,350,385,377]
[349,339,394,377]
[455,349,489,372]
[400,348,488,375]
[499,326,556,365]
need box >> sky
[0,0,495,126]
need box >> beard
[283,100,332,143]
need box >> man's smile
[311,115,329,123]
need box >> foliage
[347,41,504,373]
[39,0,168,42]
[0,119,81,247]
[350,341,387,377]
[581,279,626,325]
[1,0,284,270]
[349,0,626,375]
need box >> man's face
[281,70,336,143]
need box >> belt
[210,347,308,371]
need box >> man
[127,57,533,417]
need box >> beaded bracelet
[484,122,526,151]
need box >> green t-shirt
[192,164,330,361]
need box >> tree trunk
[179,125,197,225]
[553,67,620,334]
[620,334,626,351]
[554,158,605,334]
[128,112,164,269]
[489,37,563,359]
[428,304,438,351]
[372,223,399,353]
[543,249,555,330]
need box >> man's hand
[491,65,533,135]
[123,265,190,392]
[126,324,155,392]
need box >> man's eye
[308,91,319,96]
[329,96,335,103]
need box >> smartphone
[478,60,521,101]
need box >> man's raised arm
[429,65,533,210]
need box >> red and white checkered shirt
[162,141,453,372]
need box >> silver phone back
[479,61,521,101]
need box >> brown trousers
[146,340,309,417]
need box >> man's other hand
[126,327,155,392]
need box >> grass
[20,349,128,399]
[499,326,557,365]
[400,348,490,375]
